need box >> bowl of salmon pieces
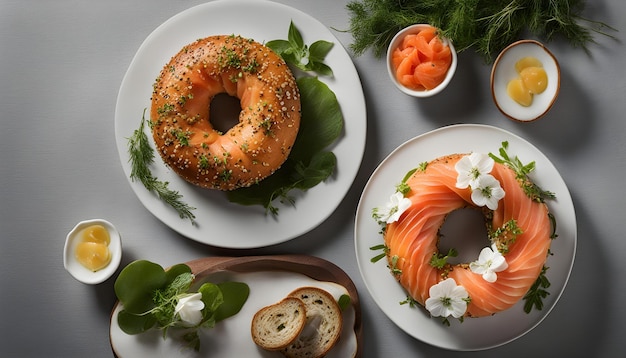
[387,24,457,97]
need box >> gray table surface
[1,0,625,357]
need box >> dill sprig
[346,0,617,62]
[127,110,196,223]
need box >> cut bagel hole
[438,207,490,265]
[209,93,241,133]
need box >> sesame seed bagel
[150,35,301,190]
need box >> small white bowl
[491,40,560,122]
[63,219,122,284]
[386,24,457,97]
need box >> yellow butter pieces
[507,56,548,107]
[75,224,111,272]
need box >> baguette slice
[251,297,307,351]
[282,287,343,358]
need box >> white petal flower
[175,292,205,326]
[424,278,469,319]
[455,153,495,189]
[374,191,412,224]
[470,174,505,210]
[469,244,508,283]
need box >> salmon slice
[391,25,452,91]
[384,154,552,317]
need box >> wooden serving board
[111,255,362,357]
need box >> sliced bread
[251,297,307,351]
[281,287,343,358]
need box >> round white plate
[114,0,366,248]
[354,124,576,350]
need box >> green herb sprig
[114,260,249,351]
[127,110,196,223]
[346,0,616,62]
[429,248,458,269]
[523,265,551,313]
[266,21,334,76]
[489,141,556,202]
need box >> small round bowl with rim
[63,219,122,284]
[386,24,457,98]
[491,40,560,122]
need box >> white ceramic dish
[114,0,366,248]
[354,124,576,350]
[386,24,457,97]
[491,40,560,122]
[63,219,122,284]
[110,256,361,357]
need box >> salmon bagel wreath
[372,152,554,319]
[150,35,301,191]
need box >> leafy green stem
[127,109,196,223]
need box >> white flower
[455,153,495,189]
[374,191,412,224]
[424,278,469,319]
[174,292,205,326]
[469,244,508,283]
[470,174,505,210]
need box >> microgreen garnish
[390,255,402,276]
[266,21,334,77]
[429,248,458,269]
[114,260,249,351]
[489,141,556,202]
[127,110,196,223]
[523,265,551,313]
[489,219,523,254]
[370,244,389,263]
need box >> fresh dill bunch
[346,0,616,62]
[127,110,196,223]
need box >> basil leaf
[288,21,305,50]
[308,61,334,77]
[309,40,334,62]
[265,39,292,56]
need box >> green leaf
[198,282,224,320]
[214,282,250,322]
[114,260,167,314]
[293,151,337,189]
[288,21,305,50]
[164,263,192,287]
[117,309,157,335]
[289,76,343,160]
[309,40,334,61]
[265,39,292,55]
[338,294,351,311]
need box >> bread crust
[282,287,343,358]
[251,297,307,351]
